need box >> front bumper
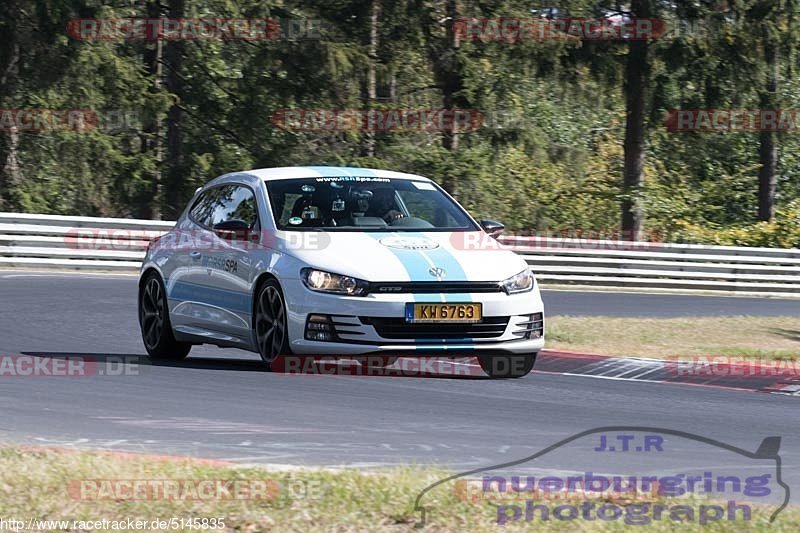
[281,278,545,355]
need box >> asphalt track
[0,272,799,506]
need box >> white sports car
[138,166,544,378]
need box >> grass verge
[0,446,797,531]
[546,316,800,359]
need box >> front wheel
[139,273,191,360]
[478,353,536,378]
[254,279,290,369]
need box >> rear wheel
[254,279,290,369]
[139,273,191,360]
[478,353,536,378]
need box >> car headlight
[301,268,369,296]
[500,268,535,294]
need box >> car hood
[277,230,529,282]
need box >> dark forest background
[1,0,799,246]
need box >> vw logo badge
[428,267,446,279]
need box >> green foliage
[0,1,799,248]
[668,199,800,248]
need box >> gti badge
[428,267,446,280]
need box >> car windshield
[265,177,478,231]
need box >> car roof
[242,166,432,182]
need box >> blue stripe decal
[302,166,346,177]
[367,231,476,349]
[409,344,475,350]
[413,338,473,344]
[405,231,472,305]
[316,169,433,345]
[410,239,475,349]
[170,281,251,313]
[302,166,476,349]
[302,166,387,178]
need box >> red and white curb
[536,350,800,395]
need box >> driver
[370,188,405,223]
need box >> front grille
[362,316,509,339]
[367,281,503,294]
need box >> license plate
[405,303,482,323]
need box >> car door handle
[190,251,202,259]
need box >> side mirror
[479,219,504,238]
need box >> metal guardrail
[501,235,800,294]
[0,213,170,272]
[1,212,799,295]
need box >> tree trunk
[758,40,778,222]
[0,2,22,210]
[1,129,21,203]
[437,0,463,196]
[440,0,460,151]
[361,0,380,158]
[416,0,465,195]
[165,0,185,216]
[141,0,163,220]
[621,0,652,241]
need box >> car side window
[189,191,213,227]
[190,185,259,231]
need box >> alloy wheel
[256,284,287,361]
[140,277,165,350]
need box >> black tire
[139,272,191,360]
[254,278,290,369]
[478,353,536,378]
[356,355,399,368]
